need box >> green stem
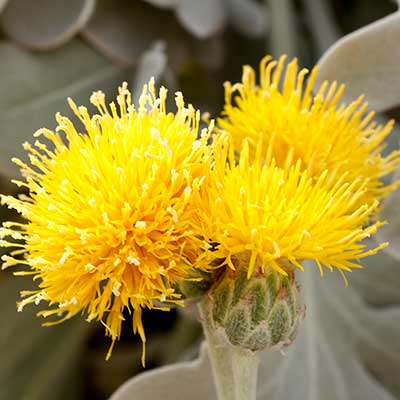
[198,302,236,400]
[198,302,259,400]
[231,347,259,400]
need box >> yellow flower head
[198,137,388,281]
[0,80,218,363]
[219,55,400,207]
[197,132,387,277]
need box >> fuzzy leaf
[0,0,96,49]
[109,254,400,400]
[176,0,227,39]
[0,39,126,178]
[82,0,190,71]
[352,239,400,306]
[109,342,216,400]
[226,0,267,38]
[316,11,400,112]
[376,170,400,261]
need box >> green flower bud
[202,268,304,351]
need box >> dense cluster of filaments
[0,55,399,363]
[197,137,389,281]
[219,55,400,209]
[0,80,219,362]
[195,55,400,280]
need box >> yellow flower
[197,137,388,280]
[219,55,400,208]
[0,80,218,364]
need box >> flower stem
[231,347,259,400]
[198,301,259,400]
[198,302,236,400]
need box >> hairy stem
[231,347,259,400]
[198,301,236,400]
[198,301,259,400]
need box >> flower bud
[203,268,304,351]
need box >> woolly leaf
[0,0,96,49]
[316,11,400,112]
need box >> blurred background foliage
[0,1,399,399]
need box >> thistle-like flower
[219,55,400,209]
[0,80,220,363]
[197,134,393,351]
[197,56,399,352]
[199,136,390,278]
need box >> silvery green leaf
[0,276,90,400]
[109,342,216,400]
[82,0,189,70]
[82,0,190,71]
[352,239,400,305]
[109,261,400,399]
[315,11,400,112]
[176,0,227,39]
[375,170,400,261]
[0,0,96,49]
[140,0,177,9]
[86,308,201,398]
[226,0,267,38]
[0,39,125,178]
[132,41,168,102]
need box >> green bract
[203,269,303,351]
